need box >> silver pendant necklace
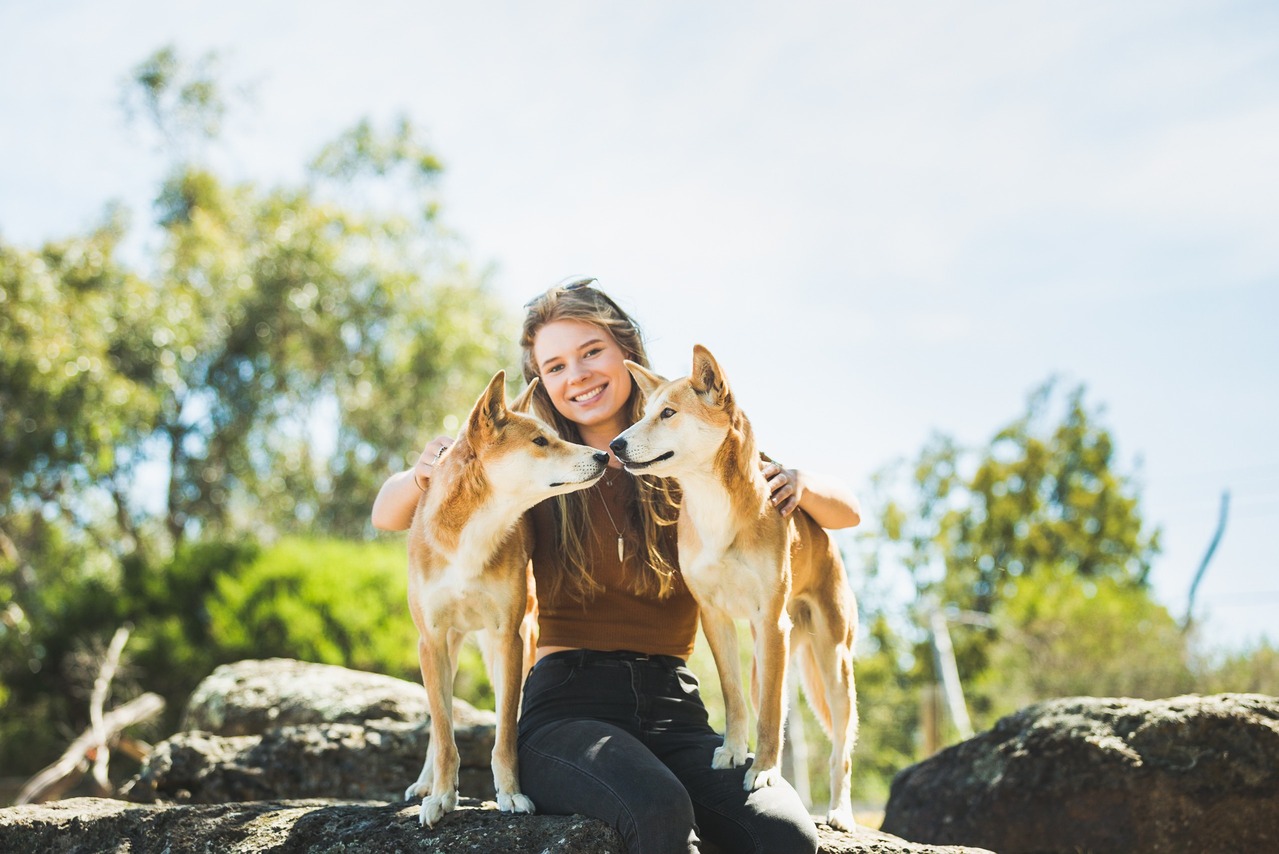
[597,475,625,562]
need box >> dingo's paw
[404,779,430,801]
[418,789,458,828]
[711,742,748,769]
[826,807,857,831]
[497,791,535,815]
[744,763,783,790]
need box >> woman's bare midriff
[534,645,579,664]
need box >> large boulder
[881,693,1279,854]
[134,659,496,802]
[182,658,494,735]
[0,797,993,854]
[125,719,495,803]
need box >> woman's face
[531,318,634,442]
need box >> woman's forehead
[532,319,616,363]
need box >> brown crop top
[529,472,699,660]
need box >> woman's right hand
[371,435,455,532]
[412,436,455,490]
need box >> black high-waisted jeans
[517,649,819,854]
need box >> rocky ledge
[0,796,991,854]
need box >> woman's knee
[518,722,699,854]
[750,808,820,854]
[625,780,698,854]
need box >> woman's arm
[371,436,453,531]
[762,462,861,530]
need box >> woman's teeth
[572,385,606,403]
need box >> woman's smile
[571,383,608,404]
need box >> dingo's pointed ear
[510,377,540,414]
[624,360,665,399]
[690,345,730,408]
[467,370,508,436]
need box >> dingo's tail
[794,633,834,737]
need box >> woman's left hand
[762,461,802,517]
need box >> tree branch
[15,692,165,805]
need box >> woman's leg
[519,718,701,854]
[646,662,819,854]
[657,732,819,854]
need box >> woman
[372,278,860,853]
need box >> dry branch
[15,692,165,805]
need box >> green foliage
[2,47,517,568]
[207,537,417,679]
[124,45,228,145]
[847,380,1185,801]
[976,568,1194,716]
[1194,641,1279,696]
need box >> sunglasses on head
[523,276,601,308]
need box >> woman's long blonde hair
[520,279,681,602]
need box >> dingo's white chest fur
[678,477,785,619]
[414,504,525,633]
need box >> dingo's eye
[532,436,549,447]
[660,408,676,419]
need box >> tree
[859,380,1171,735]
[0,47,515,778]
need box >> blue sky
[2,1,1276,651]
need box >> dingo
[404,371,610,828]
[610,345,859,830]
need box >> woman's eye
[546,364,563,373]
[660,408,676,419]
[533,436,549,447]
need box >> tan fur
[404,371,608,828]
[611,345,860,830]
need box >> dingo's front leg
[700,605,749,769]
[478,625,535,816]
[416,634,460,828]
[744,606,790,790]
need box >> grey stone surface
[183,658,492,735]
[881,693,1279,854]
[0,797,993,853]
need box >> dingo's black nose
[609,438,627,455]
[593,452,610,465]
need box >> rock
[183,658,492,735]
[881,693,1279,854]
[0,797,991,853]
[126,719,495,803]
[134,659,499,803]
[0,797,624,853]
[815,822,995,854]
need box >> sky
[2,1,1276,652]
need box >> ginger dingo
[404,371,610,828]
[610,345,859,830]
